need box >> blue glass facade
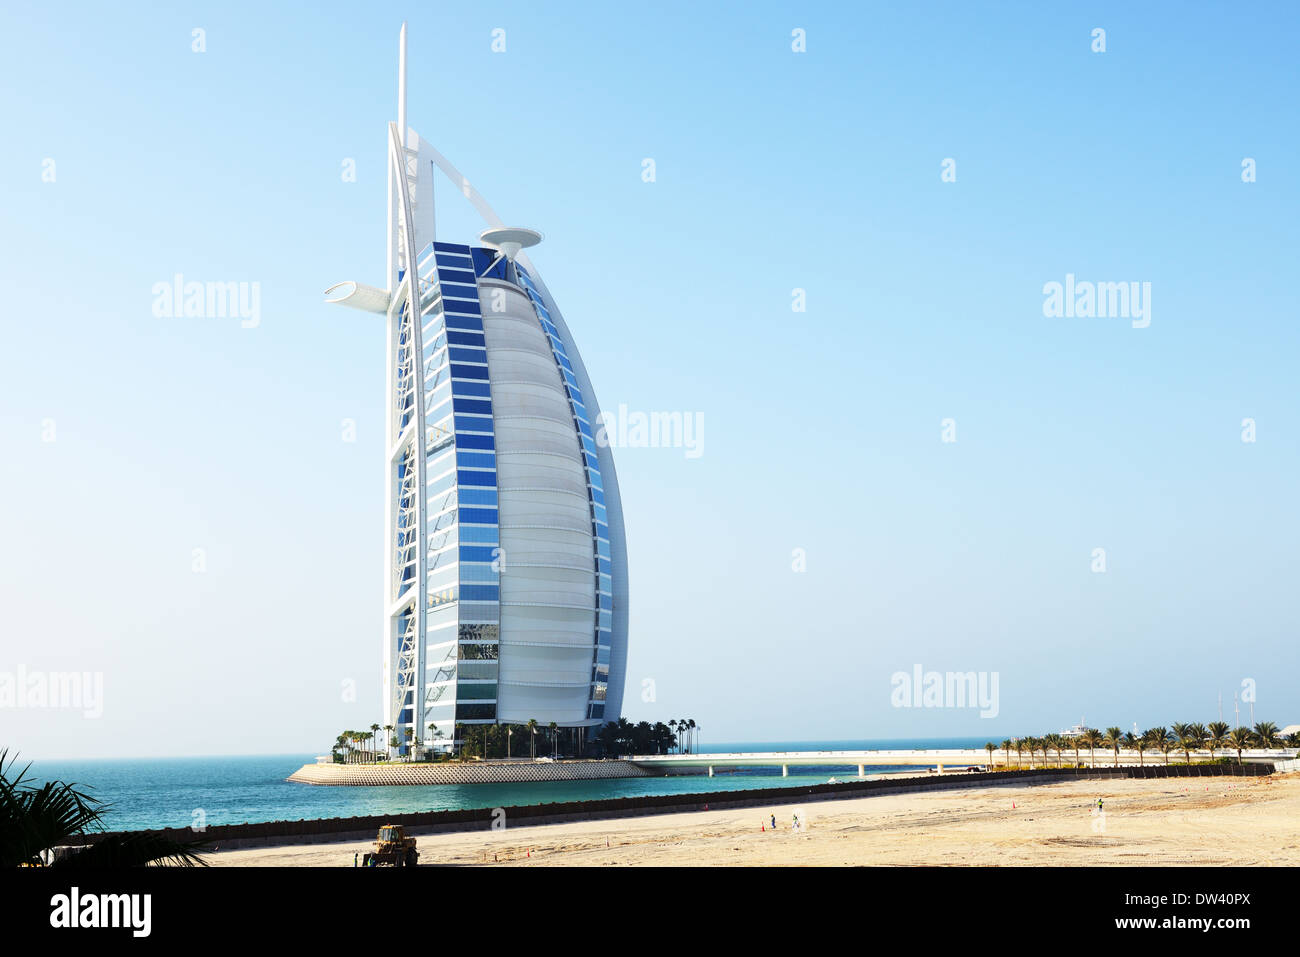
[346,79,628,752]
[418,241,502,735]
[396,234,616,743]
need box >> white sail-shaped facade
[327,25,627,753]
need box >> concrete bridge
[624,748,1293,778]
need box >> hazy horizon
[20,719,1296,765]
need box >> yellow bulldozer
[362,824,419,867]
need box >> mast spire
[397,21,408,147]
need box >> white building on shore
[326,24,628,753]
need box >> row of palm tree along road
[598,717,700,756]
[983,721,1294,769]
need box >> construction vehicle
[362,824,419,867]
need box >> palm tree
[1174,725,1203,765]
[548,721,559,758]
[383,724,394,760]
[1000,739,1012,768]
[1254,722,1279,750]
[984,742,996,768]
[1135,731,1152,766]
[370,723,381,762]
[1226,726,1254,764]
[649,722,670,755]
[1122,731,1139,765]
[1147,727,1170,765]
[1,750,208,867]
[1070,736,1081,767]
[1012,738,1024,768]
[1081,728,1103,768]
[526,719,539,759]
[1207,721,1229,761]
[1170,723,1192,764]
[1157,732,1175,766]
[616,717,634,755]
[668,720,678,753]
[1104,727,1123,767]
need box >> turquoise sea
[24,738,993,832]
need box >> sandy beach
[208,771,1300,867]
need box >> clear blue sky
[2,2,1296,758]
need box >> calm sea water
[25,738,992,832]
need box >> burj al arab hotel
[325,24,628,753]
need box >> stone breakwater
[288,760,655,786]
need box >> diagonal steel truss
[387,121,427,748]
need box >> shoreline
[283,758,946,786]
[209,769,1300,867]
[104,763,1271,852]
